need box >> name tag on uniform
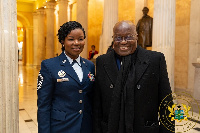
[57,78,69,82]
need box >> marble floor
[18,62,200,133]
[19,62,39,133]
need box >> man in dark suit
[93,20,174,133]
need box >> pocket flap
[51,109,66,121]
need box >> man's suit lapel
[135,46,150,84]
[103,50,119,85]
[102,46,149,85]
[59,52,81,85]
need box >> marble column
[54,6,59,56]
[69,4,73,21]
[152,0,176,91]
[188,0,200,91]
[100,0,118,54]
[37,7,46,65]
[0,0,19,132]
[58,0,68,26]
[192,63,200,101]
[25,26,33,66]
[135,0,145,25]
[22,27,27,65]
[144,0,148,7]
[57,0,68,54]
[33,12,38,66]
[77,0,88,58]
[46,0,56,59]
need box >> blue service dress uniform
[37,52,95,133]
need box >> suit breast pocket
[142,73,158,84]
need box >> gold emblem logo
[159,91,200,132]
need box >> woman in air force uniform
[37,21,95,133]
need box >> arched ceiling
[17,0,36,3]
[17,0,75,4]
[17,0,75,10]
[17,20,23,27]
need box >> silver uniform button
[79,90,82,93]
[79,110,82,114]
[79,100,82,104]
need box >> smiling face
[63,28,85,59]
[113,21,137,56]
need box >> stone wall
[118,0,135,23]
[175,0,190,90]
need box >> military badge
[57,78,69,82]
[62,60,66,63]
[58,70,66,77]
[37,72,43,90]
[88,72,95,81]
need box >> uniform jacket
[37,52,95,133]
[93,46,174,133]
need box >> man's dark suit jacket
[93,45,174,133]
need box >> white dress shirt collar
[64,51,81,66]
